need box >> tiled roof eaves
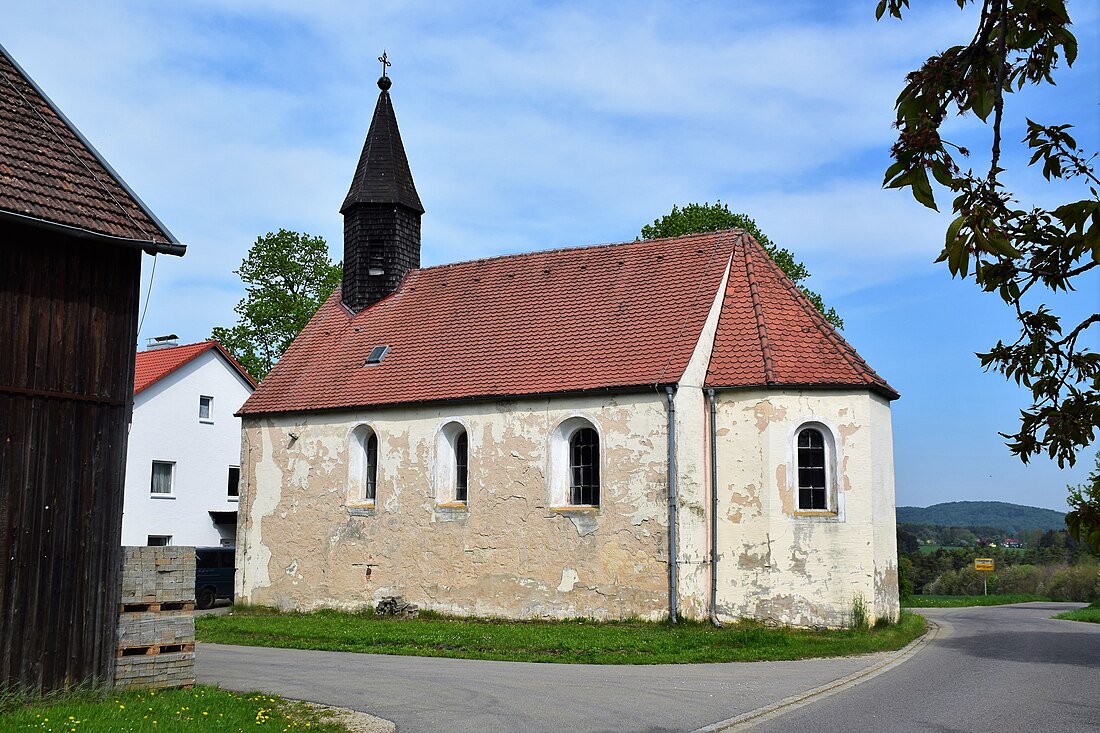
[706,381,901,401]
[236,382,673,418]
[742,234,900,400]
[0,42,181,251]
[0,209,186,256]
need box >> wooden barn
[0,43,184,692]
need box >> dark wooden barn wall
[0,222,141,692]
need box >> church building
[235,67,901,628]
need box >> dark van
[195,547,235,609]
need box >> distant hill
[896,501,1067,535]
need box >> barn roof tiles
[240,229,896,416]
[0,43,179,249]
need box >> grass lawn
[904,594,1049,608]
[1054,602,1100,624]
[0,686,350,732]
[196,607,927,665]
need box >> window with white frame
[150,461,175,496]
[199,395,213,422]
[795,425,832,512]
[549,417,601,508]
[434,421,469,505]
[349,425,378,503]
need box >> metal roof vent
[365,345,390,365]
[146,334,179,350]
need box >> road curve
[196,603,1097,732]
[748,602,1100,733]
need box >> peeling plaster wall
[711,389,900,627]
[236,393,672,620]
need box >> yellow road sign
[974,558,995,571]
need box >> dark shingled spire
[341,65,424,313]
[340,78,424,215]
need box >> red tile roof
[706,234,897,398]
[135,341,257,396]
[240,230,896,416]
[0,44,176,245]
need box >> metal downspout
[707,388,721,627]
[665,386,678,624]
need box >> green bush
[1044,564,1100,602]
[991,564,1043,595]
[928,567,987,595]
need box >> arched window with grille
[455,431,469,502]
[349,424,379,504]
[569,427,600,506]
[796,427,827,511]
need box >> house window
[349,425,378,503]
[147,535,172,546]
[150,461,174,496]
[569,428,600,506]
[434,421,470,505]
[549,417,602,508]
[199,395,213,422]
[228,466,240,500]
[797,427,828,511]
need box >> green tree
[877,1,1098,540]
[641,201,843,329]
[1067,453,1100,553]
[212,229,342,380]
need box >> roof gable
[0,44,178,248]
[135,341,257,396]
[240,232,737,414]
[706,233,898,399]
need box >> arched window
[455,431,468,502]
[569,427,600,506]
[349,425,378,504]
[365,432,378,501]
[797,427,827,510]
[434,421,470,505]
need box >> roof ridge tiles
[740,234,777,385]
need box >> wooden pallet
[117,643,195,658]
[120,601,195,613]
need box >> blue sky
[4,1,1097,510]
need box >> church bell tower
[340,52,424,314]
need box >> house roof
[706,233,898,398]
[340,79,423,215]
[135,341,257,396]
[240,229,896,416]
[0,43,181,252]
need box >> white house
[122,339,255,547]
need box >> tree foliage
[877,0,1098,541]
[1067,452,1100,553]
[212,229,342,380]
[641,202,843,329]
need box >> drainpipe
[707,388,721,627]
[664,386,678,624]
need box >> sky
[4,1,1098,511]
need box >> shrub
[1045,564,1100,602]
[991,564,1043,595]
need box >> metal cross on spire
[378,51,391,79]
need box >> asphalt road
[751,603,1100,733]
[197,641,886,732]
[196,603,1099,732]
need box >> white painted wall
[121,349,253,547]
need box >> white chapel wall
[236,392,673,619]
[710,388,900,627]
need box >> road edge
[690,618,940,733]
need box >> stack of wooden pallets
[115,546,196,689]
